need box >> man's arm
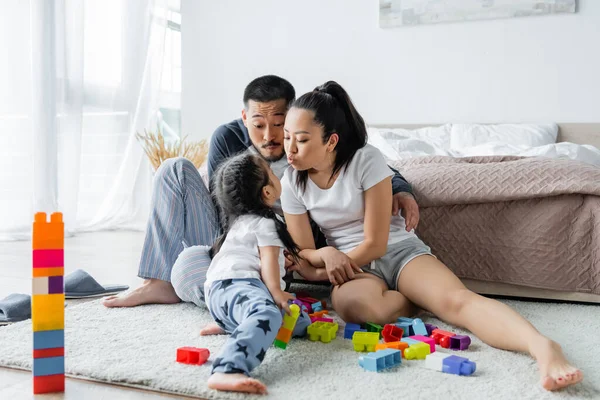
[389,165,413,195]
[207,122,250,186]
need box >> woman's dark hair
[291,81,367,192]
[243,75,295,109]
[210,152,300,262]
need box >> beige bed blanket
[393,156,600,295]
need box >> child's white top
[281,144,416,253]
[204,214,286,299]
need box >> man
[103,75,419,308]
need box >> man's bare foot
[207,373,267,394]
[530,338,583,391]
[200,323,226,336]
[102,279,181,308]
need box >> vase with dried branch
[136,129,208,171]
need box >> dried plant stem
[136,129,208,171]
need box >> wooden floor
[0,231,197,399]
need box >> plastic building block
[33,267,65,278]
[344,323,366,339]
[33,330,65,350]
[408,335,436,353]
[450,334,471,351]
[404,342,431,360]
[411,318,428,336]
[382,324,404,342]
[32,276,64,295]
[273,339,287,349]
[33,348,65,358]
[395,318,413,336]
[352,331,379,352]
[375,341,409,356]
[307,321,338,343]
[32,294,65,331]
[176,347,210,365]
[430,328,456,348]
[311,301,323,312]
[34,374,65,394]
[400,337,420,346]
[359,349,401,372]
[33,212,64,250]
[425,323,438,336]
[33,249,64,268]
[33,356,65,377]
[309,310,329,319]
[365,322,383,338]
[425,353,476,376]
[275,327,293,343]
[313,317,333,323]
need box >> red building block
[176,347,210,365]
[430,329,456,348]
[33,373,65,394]
[382,324,404,343]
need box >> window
[159,0,182,138]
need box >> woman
[280,81,582,391]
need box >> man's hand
[319,247,362,286]
[392,192,420,232]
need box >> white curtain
[0,0,170,240]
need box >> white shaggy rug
[1,296,599,400]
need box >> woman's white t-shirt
[281,144,416,253]
[204,214,286,299]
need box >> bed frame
[369,123,600,303]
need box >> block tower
[32,212,65,394]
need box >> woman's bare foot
[207,373,267,394]
[102,279,181,308]
[530,338,583,391]
[200,323,226,336]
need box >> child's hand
[272,291,296,315]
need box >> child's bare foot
[531,338,583,391]
[207,372,267,394]
[200,323,226,336]
[103,279,180,308]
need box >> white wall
[181,0,599,140]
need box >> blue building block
[344,323,366,339]
[395,317,414,336]
[358,349,401,372]
[442,355,476,376]
[400,337,421,346]
[33,356,65,377]
[311,301,323,313]
[412,318,428,336]
[33,330,64,350]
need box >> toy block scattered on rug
[425,353,476,376]
[352,331,379,352]
[176,347,210,365]
[307,321,338,343]
[359,349,401,372]
[32,212,65,394]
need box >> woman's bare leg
[332,274,416,325]
[397,255,583,391]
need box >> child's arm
[259,245,295,314]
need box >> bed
[365,123,600,303]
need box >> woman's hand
[271,290,296,314]
[320,247,363,286]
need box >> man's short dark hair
[243,75,295,109]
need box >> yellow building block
[33,212,64,250]
[32,294,65,331]
[352,331,379,352]
[307,321,338,343]
[282,304,300,330]
[33,267,64,278]
[404,342,431,360]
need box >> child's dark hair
[291,80,367,192]
[210,152,300,262]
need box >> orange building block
[275,327,293,343]
[375,341,409,356]
[33,267,64,278]
[33,212,64,250]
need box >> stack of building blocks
[344,323,366,339]
[274,304,301,349]
[425,353,476,376]
[307,321,338,343]
[382,324,404,342]
[358,349,402,372]
[32,212,65,394]
[176,347,210,365]
[352,331,379,352]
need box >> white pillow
[367,124,452,160]
[450,123,558,150]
